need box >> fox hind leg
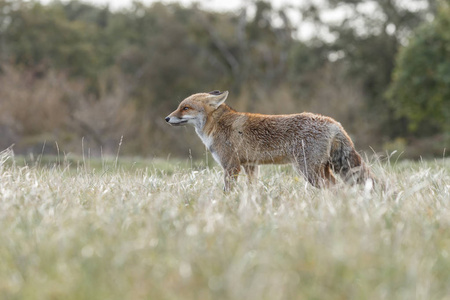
[320,162,336,188]
[293,160,335,188]
[309,163,336,188]
[292,160,321,188]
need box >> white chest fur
[195,128,213,149]
[195,128,221,165]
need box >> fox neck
[194,104,233,151]
[194,120,210,149]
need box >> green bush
[387,2,450,135]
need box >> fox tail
[330,133,375,185]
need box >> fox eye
[182,106,189,111]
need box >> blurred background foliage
[0,0,448,159]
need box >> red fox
[165,90,373,192]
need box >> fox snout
[165,114,188,126]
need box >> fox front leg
[223,164,241,193]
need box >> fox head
[165,90,229,127]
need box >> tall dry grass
[0,148,449,299]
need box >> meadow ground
[0,148,449,300]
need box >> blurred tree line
[0,0,447,158]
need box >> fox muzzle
[165,116,188,126]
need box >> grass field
[0,148,449,300]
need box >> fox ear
[207,90,228,109]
